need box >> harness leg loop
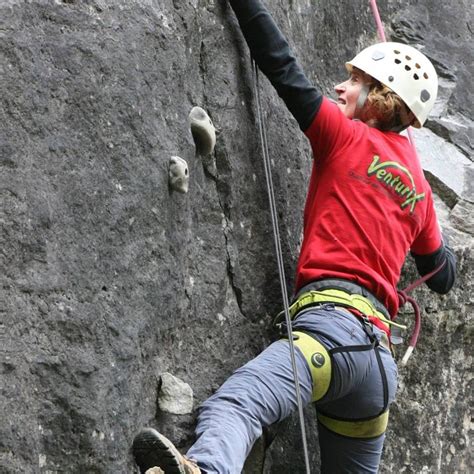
[282,331,332,402]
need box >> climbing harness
[279,302,392,439]
[279,284,404,331]
[275,257,445,437]
[252,61,311,474]
[277,258,447,366]
[275,286,396,347]
[319,318,391,439]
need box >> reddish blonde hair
[357,69,413,130]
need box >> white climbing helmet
[346,42,438,127]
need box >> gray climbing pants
[186,306,398,473]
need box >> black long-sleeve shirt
[229,0,322,131]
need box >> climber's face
[334,69,366,119]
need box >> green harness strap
[317,411,389,439]
[285,331,332,402]
[283,330,390,439]
[288,289,407,330]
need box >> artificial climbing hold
[189,106,216,156]
[168,156,189,194]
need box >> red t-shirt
[296,98,442,316]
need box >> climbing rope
[368,0,446,364]
[369,0,387,41]
[368,0,417,150]
[397,260,446,364]
[252,61,311,474]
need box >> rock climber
[132,0,456,472]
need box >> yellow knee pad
[283,331,332,402]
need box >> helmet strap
[353,84,415,133]
[354,83,370,120]
[389,123,409,133]
[389,104,415,133]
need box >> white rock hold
[158,372,194,415]
[189,106,216,156]
[145,468,165,474]
[168,156,189,193]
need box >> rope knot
[397,289,408,306]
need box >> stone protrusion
[168,156,189,193]
[411,127,472,205]
[189,106,216,156]
[158,372,194,414]
[145,468,165,474]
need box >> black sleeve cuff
[411,244,457,294]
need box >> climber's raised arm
[228,0,322,131]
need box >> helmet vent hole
[415,63,421,69]
[405,65,411,71]
[413,73,419,80]
[405,55,412,60]
[423,72,429,79]
[394,58,402,64]
[420,90,431,102]
[394,49,400,54]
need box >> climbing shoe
[132,428,201,474]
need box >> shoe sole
[132,428,185,474]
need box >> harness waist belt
[296,279,390,319]
[288,288,406,332]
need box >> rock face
[1,1,472,473]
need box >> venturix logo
[367,155,425,212]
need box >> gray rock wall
[1,1,472,473]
